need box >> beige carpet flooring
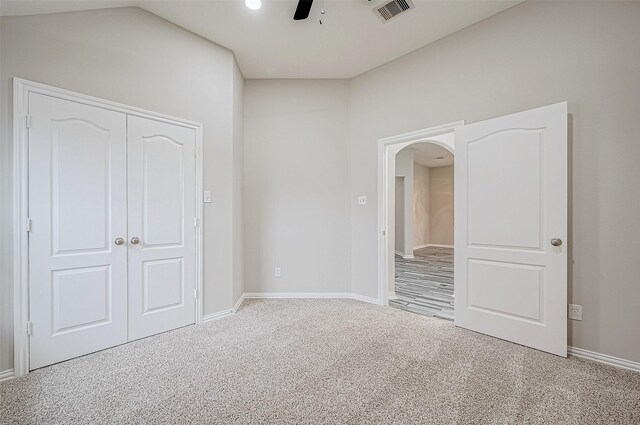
[1,299,639,424]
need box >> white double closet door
[28,93,196,370]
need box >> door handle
[131,237,140,245]
[114,237,125,246]
[551,238,562,247]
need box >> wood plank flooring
[389,246,454,320]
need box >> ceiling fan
[293,0,314,20]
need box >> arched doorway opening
[390,140,454,319]
[377,122,459,318]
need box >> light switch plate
[274,267,281,278]
[568,304,582,321]
[358,196,367,205]
[203,191,212,203]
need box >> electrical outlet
[358,196,367,205]
[568,304,582,321]
[274,267,281,278]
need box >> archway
[390,140,455,319]
[376,121,461,308]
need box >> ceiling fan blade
[293,0,314,20]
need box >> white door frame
[12,78,205,378]
[377,121,463,305]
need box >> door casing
[377,121,462,305]
[12,78,204,378]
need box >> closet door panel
[28,93,128,370]
[127,115,196,340]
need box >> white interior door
[28,93,128,369]
[454,102,567,357]
[127,116,197,341]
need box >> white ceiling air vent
[373,0,415,23]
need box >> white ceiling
[410,141,453,168]
[0,0,522,78]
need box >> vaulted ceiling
[0,0,522,78]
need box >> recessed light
[245,0,262,10]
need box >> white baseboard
[244,292,351,299]
[244,292,382,306]
[0,369,14,382]
[568,346,640,373]
[202,293,247,323]
[427,244,454,249]
[394,251,414,259]
[387,291,398,300]
[233,293,246,313]
[413,244,454,250]
[350,293,383,305]
[202,308,235,322]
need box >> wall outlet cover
[203,190,212,203]
[274,267,281,278]
[358,195,367,205]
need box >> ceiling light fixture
[245,0,262,11]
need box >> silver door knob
[114,237,125,246]
[131,237,140,245]
[551,238,562,247]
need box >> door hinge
[382,229,386,236]
[194,147,199,158]
[194,217,199,228]
[194,289,199,299]
[25,115,32,128]
[26,321,33,336]
[25,218,32,232]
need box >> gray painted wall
[394,148,414,256]
[429,166,454,246]
[413,163,430,248]
[350,1,640,362]
[243,80,351,294]
[0,7,244,372]
[233,59,245,304]
[394,177,405,254]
